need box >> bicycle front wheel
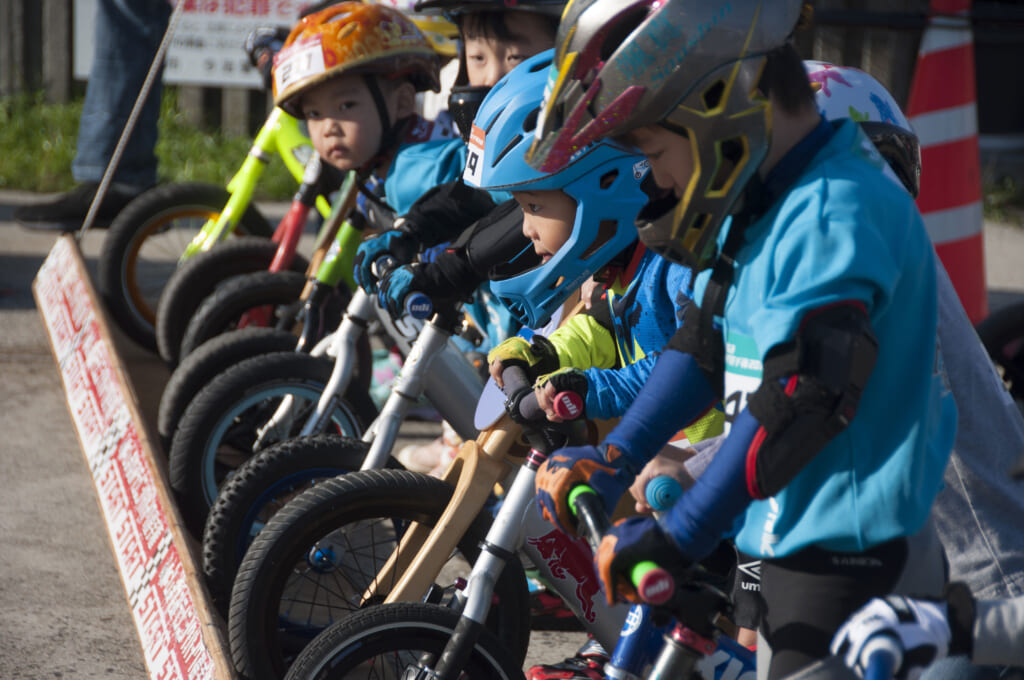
[167,352,377,536]
[155,236,304,366]
[158,327,301,453]
[97,182,272,351]
[283,602,525,680]
[227,469,530,680]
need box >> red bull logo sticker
[526,529,602,622]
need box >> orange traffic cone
[906,0,988,323]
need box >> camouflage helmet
[526,0,804,270]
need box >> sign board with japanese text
[73,0,305,88]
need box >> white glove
[831,596,951,679]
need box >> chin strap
[357,74,413,178]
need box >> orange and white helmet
[273,2,442,117]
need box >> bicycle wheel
[155,236,309,367]
[97,182,272,351]
[201,433,398,615]
[227,469,530,680]
[157,327,300,453]
[976,300,1024,413]
[179,270,311,360]
[284,602,525,680]
[167,351,377,536]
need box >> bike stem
[358,318,461,469]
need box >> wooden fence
[2,0,1022,140]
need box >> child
[351,0,564,289]
[352,0,564,481]
[273,2,463,220]
[529,2,956,678]
[463,51,725,680]
[474,53,724,442]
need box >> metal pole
[77,0,187,238]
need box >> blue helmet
[462,49,650,329]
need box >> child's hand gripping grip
[404,292,433,320]
[370,254,397,283]
[500,364,544,422]
[569,486,676,605]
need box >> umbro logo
[736,560,761,582]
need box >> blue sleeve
[583,355,657,420]
[603,348,718,471]
[659,408,759,560]
[385,138,467,216]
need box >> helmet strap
[359,74,413,177]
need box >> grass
[2,89,1024,225]
[0,89,296,199]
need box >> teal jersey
[693,120,957,558]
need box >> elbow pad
[745,302,878,499]
[455,200,527,278]
[399,180,497,248]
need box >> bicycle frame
[254,286,483,454]
[181,107,332,259]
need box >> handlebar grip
[500,364,532,396]
[551,390,584,421]
[861,636,902,680]
[645,476,684,512]
[633,561,676,605]
[569,486,611,555]
[500,364,545,421]
[404,292,433,320]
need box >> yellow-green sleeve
[547,313,619,371]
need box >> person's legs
[16,0,172,229]
[73,0,171,189]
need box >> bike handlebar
[569,486,676,605]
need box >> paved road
[1,188,1021,678]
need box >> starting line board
[32,236,232,680]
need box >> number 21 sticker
[273,38,326,94]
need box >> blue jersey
[568,246,695,419]
[385,135,466,216]
[692,120,957,558]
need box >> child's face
[463,13,554,87]
[626,125,695,199]
[513,189,577,263]
[300,73,414,171]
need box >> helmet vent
[523,108,540,134]
[710,137,746,193]
[581,219,618,259]
[599,169,619,190]
[702,80,725,112]
[601,7,649,61]
[493,134,524,167]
